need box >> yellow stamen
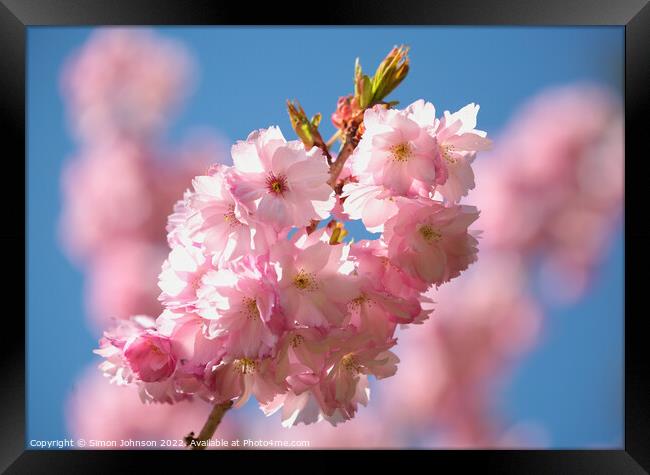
[440,144,457,164]
[390,142,412,162]
[290,334,304,348]
[341,353,362,374]
[350,294,370,308]
[419,224,442,243]
[266,173,288,195]
[293,269,318,291]
[223,205,242,227]
[241,297,259,320]
[233,358,257,374]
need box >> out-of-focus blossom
[86,241,168,328]
[60,140,218,266]
[59,29,222,334]
[67,367,239,449]
[59,141,160,262]
[474,84,623,303]
[61,28,193,142]
[379,254,541,437]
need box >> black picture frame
[3,0,648,472]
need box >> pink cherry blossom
[205,356,287,409]
[229,127,335,231]
[195,258,281,358]
[182,166,277,263]
[341,182,399,232]
[123,331,177,383]
[350,101,442,197]
[348,277,422,341]
[270,234,359,328]
[156,310,228,386]
[350,238,428,297]
[158,244,212,311]
[166,189,195,248]
[434,103,492,204]
[343,100,489,230]
[383,198,480,286]
[317,335,399,423]
[273,328,331,389]
[95,315,157,386]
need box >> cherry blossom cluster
[97,95,489,426]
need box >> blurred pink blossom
[59,29,222,331]
[61,28,193,143]
[377,252,542,445]
[85,241,168,328]
[66,367,239,448]
[474,84,623,303]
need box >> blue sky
[27,26,623,447]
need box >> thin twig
[327,123,360,188]
[184,400,233,450]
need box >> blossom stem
[185,400,233,450]
[327,122,360,189]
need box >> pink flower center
[233,357,257,374]
[266,173,288,195]
[290,334,304,348]
[350,294,370,309]
[440,144,457,164]
[223,205,242,228]
[148,341,164,355]
[341,353,362,374]
[190,274,203,290]
[241,297,260,320]
[293,269,318,291]
[390,142,412,162]
[419,224,442,243]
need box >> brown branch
[327,121,360,189]
[184,400,233,450]
[311,131,333,166]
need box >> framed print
[3,0,648,472]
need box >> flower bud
[124,331,176,382]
